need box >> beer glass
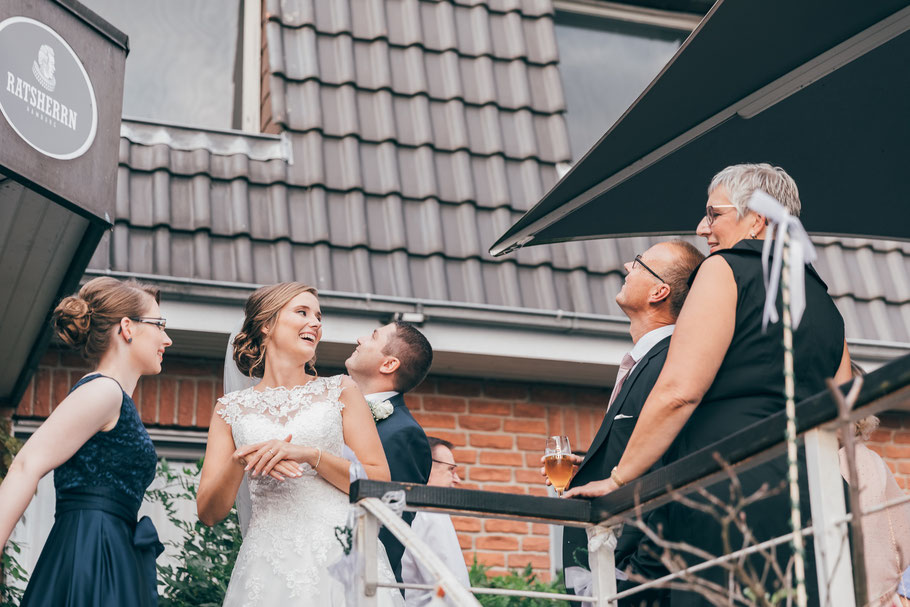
[544,436,573,497]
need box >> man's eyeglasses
[632,255,666,284]
[118,317,167,334]
[705,204,737,226]
[432,458,458,476]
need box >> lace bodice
[54,374,157,510]
[217,375,350,601]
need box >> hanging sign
[0,16,98,160]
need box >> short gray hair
[708,163,801,218]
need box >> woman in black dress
[0,277,172,606]
[566,163,852,605]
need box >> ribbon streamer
[747,190,817,331]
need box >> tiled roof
[87,0,910,346]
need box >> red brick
[457,482,482,490]
[547,407,562,437]
[452,516,482,532]
[562,408,579,446]
[33,368,52,417]
[451,448,477,464]
[436,378,482,397]
[577,408,596,451]
[428,430,467,447]
[898,477,909,490]
[468,400,512,416]
[411,378,436,395]
[525,452,547,467]
[459,415,501,431]
[16,378,33,416]
[482,568,509,578]
[476,536,520,551]
[484,484,526,495]
[471,552,505,567]
[503,419,547,435]
[422,395,467,413]
[158,377,177,426]
[482,381,528,401]
[897,462,910,475]
[468,467,511,482]
[529,385,574,405]
[880,414,904,429]
[403,393,421,410]
[51,369,71,412]
[527,486,550,497]
[868,429,892,443]
[196,381,215,428]
[457,534,473,550]
[537,570,552,582]
[514,403,547,418]
[413,412,457,429]
[883,445,910,459]
[177,380,196,426]
[484,520,528,534]
[522,537,551,552]
[58,350,86,368]
[479,451,525,466]
[517,435,546,451]
[139,377,159,424]
[531,524,550,535]
[470,434,513,449]
[508,553,550,569]
[894,432,910,445]
[575,387,609,407]
[515,469,547,484]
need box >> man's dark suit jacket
[563,335,671,605]
[375,392,432,582]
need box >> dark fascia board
[54,0,129,52]
[349,480,592,527]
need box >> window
[80,0,260,131]
[555,7,689,161]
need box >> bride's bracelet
[313,447,322,471]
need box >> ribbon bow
[133,515,165,606]
[747,190,817,331]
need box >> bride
[197,282,404,606]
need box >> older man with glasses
[400,437,469,606]
[549,240,704,605]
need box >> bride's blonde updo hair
[52,276,160,361]
[233,282,319,378]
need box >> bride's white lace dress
[217,375,403,606]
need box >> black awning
[492,0,910,255]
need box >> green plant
[469,558,569,606]
[0,417,25,605]
[146,459,242,607]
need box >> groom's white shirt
[365,390,399,404]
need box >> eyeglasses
[705,204,737,226]
[632,255,666,283]
[118,317,167,334]
[432,458,458,476]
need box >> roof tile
[453,4,492,58]
[350,0,388,40]
[353,39,393,91]
[488,11,526,60]
[389,46,428,95]
[385,0,424,48]
[392,95,434,146]
[419,1,458,52]
[429,99,470,151]
[316,33,356,85]
[313,0,351,35]
[424,50,463,100]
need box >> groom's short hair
[383,321,433,393]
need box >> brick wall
[13,348,910,581]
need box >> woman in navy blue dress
[0,276,172,606]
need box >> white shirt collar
[365,390,399,404]
[628,324,675,365]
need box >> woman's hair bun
[52,295,92,348]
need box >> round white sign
[0,16,98,160]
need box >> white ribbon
[564,566,628,597]
[747,190,817,331]
[381,489,407,516]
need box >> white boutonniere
[369,399,394,422]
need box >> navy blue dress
[21,373,163,607]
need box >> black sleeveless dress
[665,239,844,606]
[20,373,163,607]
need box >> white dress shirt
[627,324,675,373]
[400,512,470,606]
[365,390,399,404]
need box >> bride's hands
[235,434,316,480]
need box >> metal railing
[349,353,910,606]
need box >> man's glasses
[705,204,737,226]
[432,458,458,476]
[118,317,167,334]
[632,255,666,284]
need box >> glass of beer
[544,436,573,497]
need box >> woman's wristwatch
[611,466,627,487]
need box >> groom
[345,321,434,582]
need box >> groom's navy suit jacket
[375,392,432,582]
[562,335,671,596]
